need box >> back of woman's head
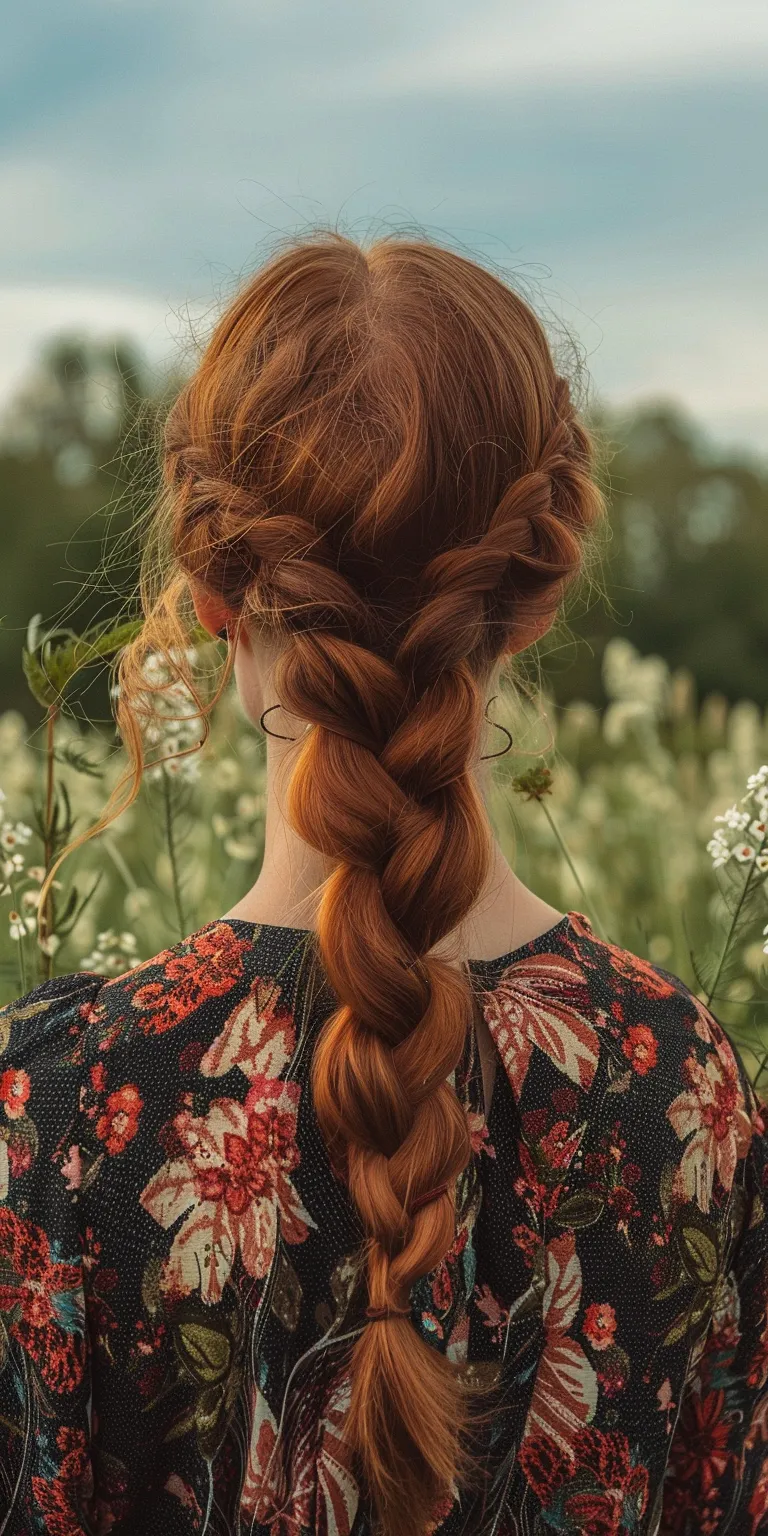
[87,231,604,1532]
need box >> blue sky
[2,0,767,450]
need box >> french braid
[60,232,604,1534]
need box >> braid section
[280,609,492,1530]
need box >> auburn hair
[43,231,604,1533]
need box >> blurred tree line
[0,333,766,726]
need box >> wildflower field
[2,632,768,1093]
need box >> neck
[221,733,564,962]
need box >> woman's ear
[190,583,232,639]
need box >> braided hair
[62,232,604,1533]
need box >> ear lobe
[190,584,233,639]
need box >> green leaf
[679,1221,719,1286]
[195,1383,227,1459]
[663,1309,693,1348]
[164,1411,197,1443]
[174,1320,231,1386]
[654,1270,687,1303]
[0,998,52,1027]
[551,1190,606,1229]
[22,618,145,709]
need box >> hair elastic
[365,1303,412,1321]
[410,1183,449,1213]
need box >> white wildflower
[80,927,142,976]
[8,910,34,941]
[714,806,751,831]
[732,844,756,863]
[0,822,33,852]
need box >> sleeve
[0,971,102,1536]
[495,982,767,1536]
[661,1095,768,1535]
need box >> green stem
[705,836,766,1012]
[539,801,609,941]
[40,704,59,983]
[103,837,138,892]
[9,877,28,997]
[161,768,186,940]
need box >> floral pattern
[0,909,767,1533]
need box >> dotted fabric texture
[1,909,767,1534]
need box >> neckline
[217,909,587,973]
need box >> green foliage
[0,629,767,1097]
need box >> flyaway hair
[45,232,604,1534]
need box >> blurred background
[2,0,767,716]
[1,0,767,1033]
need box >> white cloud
[366,0,768,96]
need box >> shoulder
[481,911,763,1222]
[0,970,104,1203]
[0,968,104,1072]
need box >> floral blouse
[1,907,768,1535]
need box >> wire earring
[480,695,514,761]
[259,704,297,741]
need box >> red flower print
[7,1135,33,1178]
[178,1038,206,1072]
[482,953,603,1098]
[140,1076,315,1303]
[540,1119,584,1173]
[524,1232,598,1454]
[523,1109,549,1141]
[0,1067,30,1119]
[551,1086,580,1117]
[241,1379,358,1536]
[475,1283,509,1345]
[668,1387,732,1497]
[521,1427,648,1534]
[121,923,250,1035]
[597,1349,629,1398]
[607,1185,639,1222]
[95,1084,143,1155]
[600,942,676,1000]
[512,1224,541,1267]
[431,1262,453,1313]
[467,1109,496,1157]
[621,1025,658,1076]
[518,1432,571,1503]
[748,1457,768,1533]
[31,1425,91,1536]
[0,1207,85,1393]
[566,1426,649,1534]
[200,974,296,1083]
[90,1062,107,1092]
[583,1302,617,1351]
[667,1041,752,1212]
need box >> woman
[1,232,766,1536]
